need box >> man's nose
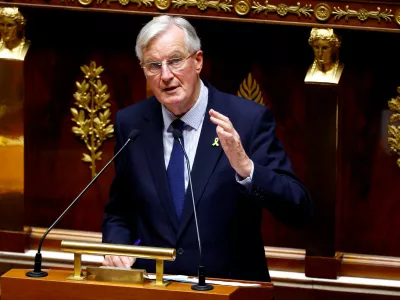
[160,64,174,80]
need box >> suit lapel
[142,99,179,232]
[177,87,224,240]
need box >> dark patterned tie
[167,119,185,220]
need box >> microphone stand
[175,132,213,291]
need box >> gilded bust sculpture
[0,7,30,60]
[304,28,344,85]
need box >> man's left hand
[209,109,253,178]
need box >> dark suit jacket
[102,81,313,282]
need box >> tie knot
[171,119,184,131]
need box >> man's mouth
[164,86,178,92]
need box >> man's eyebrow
[148,51,185,61]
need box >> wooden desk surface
[1,269,273,300]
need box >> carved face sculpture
[0,16,18,43]
[311,39,333,67]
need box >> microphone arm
[26,129,140,278]
[174,129,213,291]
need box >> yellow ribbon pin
[212,137,219,147]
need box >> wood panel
[23,9,147,232]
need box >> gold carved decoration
[332,6,393,22]
[237,73,265,106]
[252,1,313,18]
[98,0,153,6]
[155,0,171,10]
[305,28,344,85]
[388,86,400,168]
[314,3,331,22]
[395,9,400,26]
[234,0,251,15]
[0,7,30,60]
[71,61,114,178]
[172,0,232,11]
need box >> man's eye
[168,58,182,65]
[149,62,162,68]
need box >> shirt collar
[162,80,208,131]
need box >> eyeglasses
[141,52,196,76]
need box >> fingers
[209,109,234,137]
[102,255,136,268]
[121,256,136,268]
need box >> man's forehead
[143,40,187,60]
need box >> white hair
[135,15,201,62]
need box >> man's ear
[194,50,203,74]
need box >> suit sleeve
[245,107,314,228]
[101,112,137,245]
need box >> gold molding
[234,0,251,16]
[71,61,114,178]
[395,9,400,26]
[155,0,171,10]
[252,1,313,18]
[99,0,154,6]
[333,6,393,22]
[64,0,400,30]
[172,0,232,11]
[388,86,400,168]
[77,0,94,6]
[237,73,265,106]
[314,3,331,22]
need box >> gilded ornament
[332,5,393,22]
[71,61,114,178]
[304,28,344,85]
[155,0,171,10]
[237,73,265,106]
[395,9,400,26]
[172,0,232,12]
[252,1,313,18]
[314,3,331,22]
[197,0,208,10]
[0,7,30,60]
[276,3,288,16]
[234,0,250,16]
[388,86,400,168]
[98,0,153,7]
[78,0,94,6]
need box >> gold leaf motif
[332,5,393,22]
[172,0,232,12]
[71,61,114,178]
[237,73,265,106]
[252,1,313,18]
[388,86,400,168]
[82,153,92,163]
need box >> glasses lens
[167,58,184,71]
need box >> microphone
[26,129,140,278]
[172,128,213,291]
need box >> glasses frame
[141,51,197,76]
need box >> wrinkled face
[142,25,203,116]
[0,17,18,42]
[312,39,333,66]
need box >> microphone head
[172,128,182,139]
[128,129,140,142]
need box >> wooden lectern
[1,269,274,300]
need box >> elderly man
[102,15,313,282]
